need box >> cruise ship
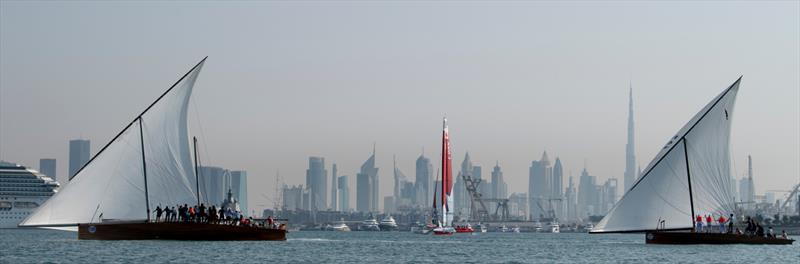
[0,161,59,228]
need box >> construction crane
[460,171,510,222]
[533,197,562,222]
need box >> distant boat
[18,58,286,241]
[360,217,380,231]
[331,219,350,232]
[432,118,456,236]
[549,222,560,233]
[454,222,474,233]
[590,77,792,245]
[378,215,398,231]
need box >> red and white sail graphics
[441,118,453,226]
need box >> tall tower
[68,139,90,180]
[331,163,338,211]
[624,85,637,193]
[746,155,755,207]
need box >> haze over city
[1,1,798,214]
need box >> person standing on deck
[155,206,163,222]
[705,215,712,233]
[727,214,735,234]
[695,214,704,232]
[717,215,727,233]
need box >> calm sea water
[1,228,797,263]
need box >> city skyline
[1,2,798,215]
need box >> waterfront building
[508,192,528,220]
[229,170,248,216]
[415,153,432,207]
[624,87,637,193]
[306,156,327,211]
[600,178,618,214]
[577,167,598,218]
[491,161,507,199]
[68,139,90,180]
[198,166,228,206]
[337,175,349,211]
[454,153,473,218]
[552,157,564,219]
[282,184,304,211]
[330,163,337,211]
[356,148,379,212]
[739,155,756,209]
[38,159,56,184]
[529,151,552,220]
[565,176,578,222]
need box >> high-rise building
[491,161,507,199]
[455,153,473,217]
[305,157,327,211]
[739,155,756,209]
[356,148,379,212]
[624,87,637,193]
[600,178,618,214]
[529,151,552,220]
[68,139,90,180]
[565,176,577,222]
[337,175,349,211]
[552,157,564,219]
[39,158,57,183]
[577,167,598,218]
[330,163,338,211]
[508,193,528,219]
[415,153,432,207]
[198,166,228,205]
[282,185,304,211]
[230,170,248,216]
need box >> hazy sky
[1,1,798,213]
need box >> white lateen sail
[591,77,740,233]
[20,58,206,227]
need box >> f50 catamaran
[590,77,792,245]
[19,58,286,241]
[433,118,456,235]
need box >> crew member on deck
[717,214,726,233]
[695,215,703,232]
[705,215,712,233]
[727,214,735,234]
[155,206,163,222]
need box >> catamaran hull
[645,232,794,245]
[78,222,287,241]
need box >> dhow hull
[78,222,287,241]
[646,232,794,245]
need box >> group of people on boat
[695,213,789,240]
[149,204,282,229]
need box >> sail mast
[683,139,695,229]
[138,117,151,222]
[193,137,201,206]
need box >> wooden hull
[78,222,287,241]
[646,232,794,245]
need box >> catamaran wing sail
[20,58,206,227]
[441,118,453,227]
[591,77,740,233]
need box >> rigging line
[190,94,213,169]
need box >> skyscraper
[552,157,564,219]
[305,157,327,211]
[565,175,577,222]
[577,167,598,218]
[338,175,349,211]
[529,151,552,220]
[68,139,90,180]
[415,153,432,207]
[39,158,56,183]
[229,170,248,216]
[491,161,507,199]
[455,153,473,217]
[198,166,228,205]
[624,87,637,193]
[739,155,756,209]
[282,185,304,211]
[356,148,379,212]
[330,163,338,211]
